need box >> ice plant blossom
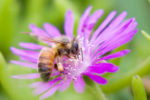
[11,6,138,100]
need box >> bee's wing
[23,32,70,45]
[40,36,61,44]
[40,36,70,45]
[23,31,60,43]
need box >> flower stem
[93,83,107,100]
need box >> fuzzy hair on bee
[38,36,80,82]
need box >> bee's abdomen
[38,63,52,72]
[38,47,56,82]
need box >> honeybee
[38,36,80,82]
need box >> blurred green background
[0,0,150,100]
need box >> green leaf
[0,0,19,58]
[0,52,38,100]
[25,0,46,25]
[101,56,150,93]
[132,75,147,100]
[141,30,150,42]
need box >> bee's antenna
[22,32,31,34]
[81,48,83,61]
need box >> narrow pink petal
[87,9,103,30]
[97,49,130,61]
[106,11,127,30]
[33,77,62,95]
[29,24,49,37]
[99,18,135,43]
[85,9,103,39]
[12,73,40,79]
[34,83,52,95]
[78,6,92,36]
[59,78,72,92]
[94,29,137,58]
[29,77,61,88]
[85,73,107,85]
[10,60,37,69]
[39,87,58,100]
[29,81,44,88]
[90,11,117,41]
[64,10,74,38]
[91,18,137,58]
[19,42,42,50]
[73,76,85,93]
[92,12,127,46]
[39,82,62,100]
[33,82,53,95]
[29,24,42,37]
[43,23,61,37]
[20,56,37,64]
[86,63,119,74]
[10,47,38,60]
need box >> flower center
[60,37,94,80]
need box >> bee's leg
[56,57,64,73]
[55,57,66,80]
[54,63,58,70]
[65,54,72,58]
[79,48,83,61]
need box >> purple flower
[10,6,137,100]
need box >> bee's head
[71,38,79,55]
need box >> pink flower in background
[10,6,137,100]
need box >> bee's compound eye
[71,41,78,54]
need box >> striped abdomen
[38,47,56,82]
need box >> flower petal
[19,42,42,50]
[29,81,44,88]
[59,78,72,92]
[64,10,74,38]
[87,9,103,29]
[34,83,52,95]
[85,73,107,85]
[91,18,137,59]
[78,6,92,36]
[86,63,119,74]
[92,12,128,49]
[96,49,130,62]
[43,23,61,37]
[85,9,103,39]
[29,24,49,38]
[94,29,137,58]
[107,11,127,30]
[12,73,40,79]
[93,18,135,47]
[90,11,117,41]
[73,76,85,93]
[20,56,37,63]
[33,77,61,95]
[29,77,61,88]
[10,47,38,60]
[39,82,62,100]
[10,60,37,69]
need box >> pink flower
[11,6,137,100]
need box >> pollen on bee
[59,37,92,80]
[57,63,64,72]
